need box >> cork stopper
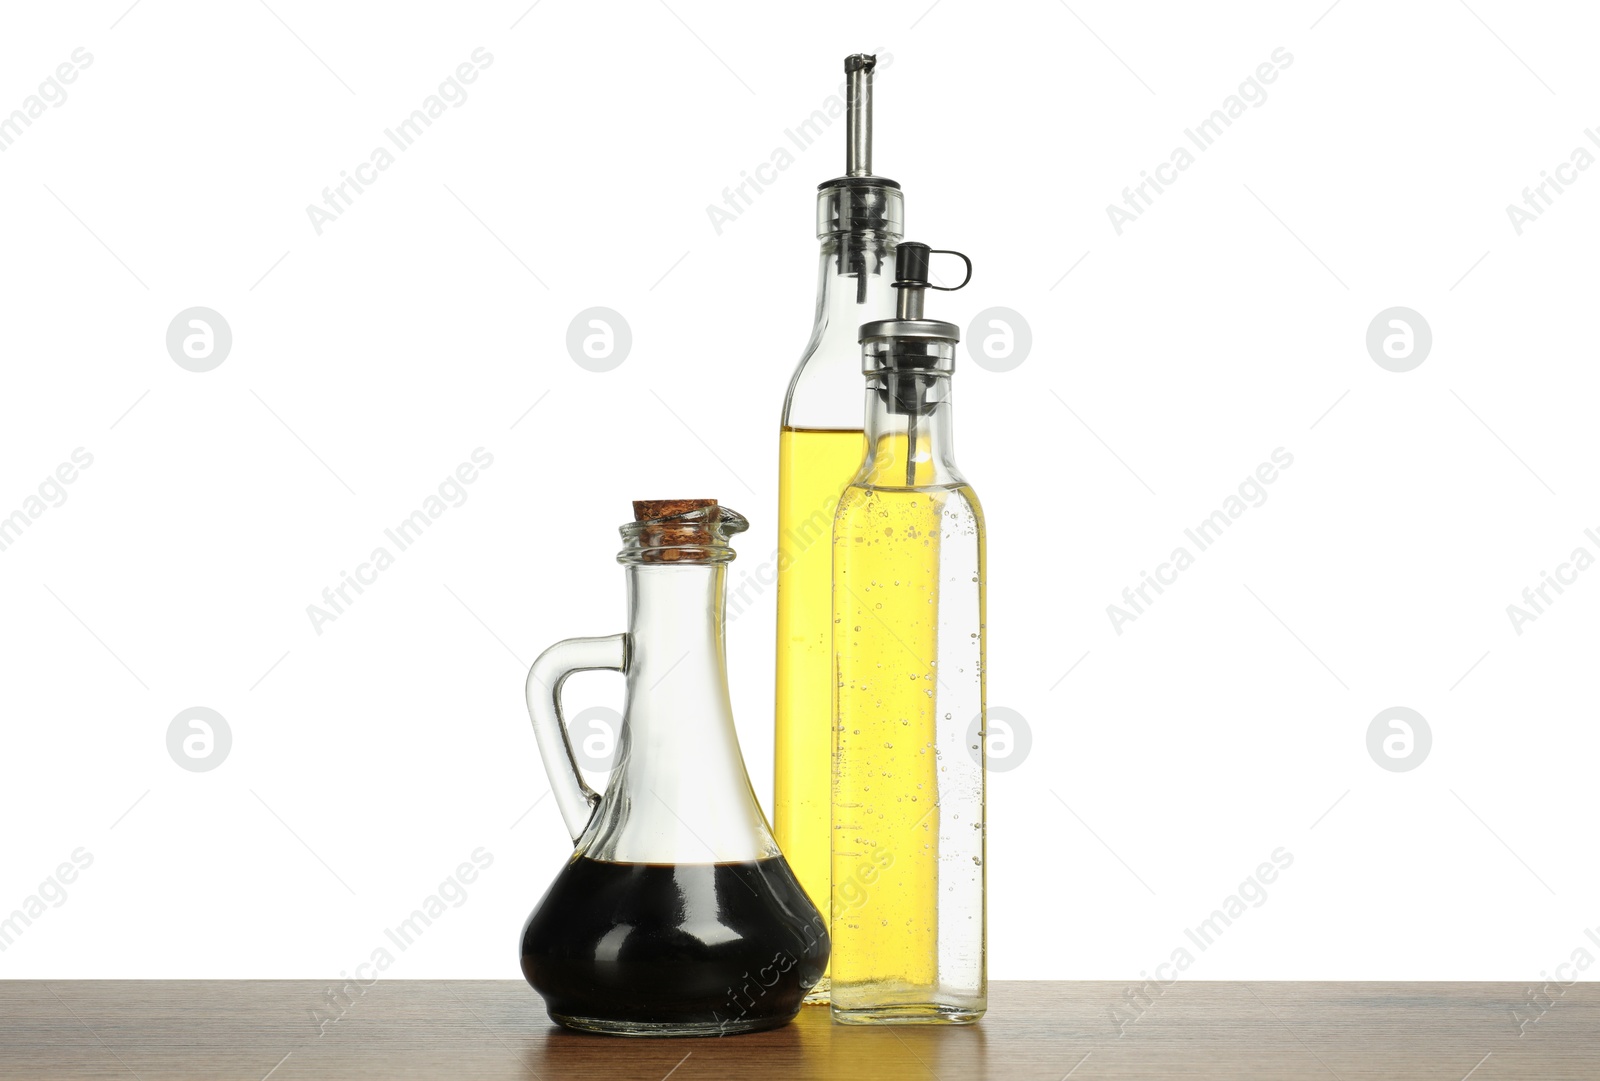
[632,498,716,521]
[631,499,720,562]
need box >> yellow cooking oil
[774,425,867,990]
[830,430,945,1005]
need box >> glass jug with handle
[520,499,829,1036]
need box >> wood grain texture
[1,981,1594,1080]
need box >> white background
[1,0,1597,989]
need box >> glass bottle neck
[624,563,734,723]
[782,231,899,430]
[858,371,963,489]
[812,232,897,347]
[578,562,777,864]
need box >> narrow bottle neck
[625,563,732,717]
[784,232,899,433]
[811,232,898,348]
[782,232,900,431]
[859,371,962,489]
[581,561,776,863]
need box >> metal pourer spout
[845,53,875,177]
[894,243,930,320]
[819,54,902,302]
[890,243,971,321]
[859,242,974,482]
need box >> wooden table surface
[2,980,1594,1080]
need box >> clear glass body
[830,366,987,1024]
[522,507,829,1036]
[775,222,899,1004]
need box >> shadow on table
[518,1005,990,1080]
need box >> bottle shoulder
[782,338,869,429]
[837,482,983,525]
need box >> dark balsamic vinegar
[521,855,829,1036]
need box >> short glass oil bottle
[774,54,905,997]
[521,500,828,1036]
[831,244,986,1024]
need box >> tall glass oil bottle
[774,53,905,1000]
[831,243,985,1024]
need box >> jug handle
[524,633,628,844]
